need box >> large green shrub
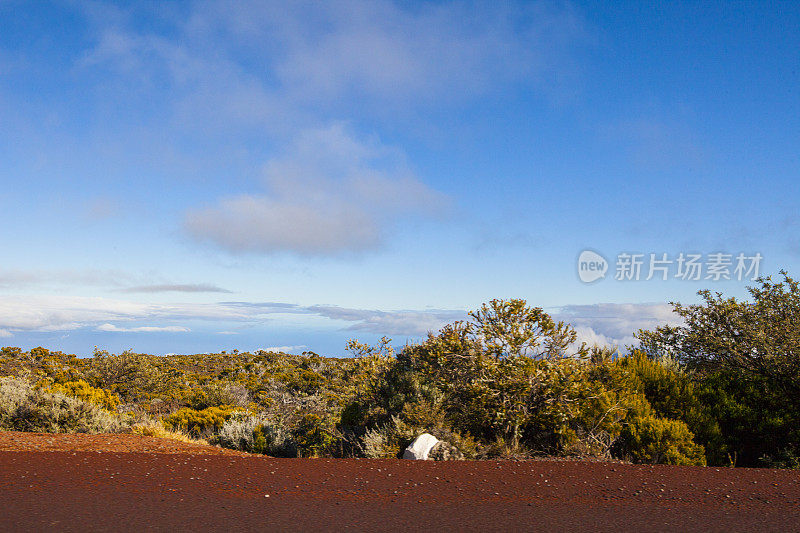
[636,272,800,467]
[0,375,122,433]
[616,351,724,464]
[49,379,120,411]
[350,301,631,459]
[292,413,337,458]
[164,405,237,438]
[85,349,165,403]
[215,412,298,456]
[616,414,706,465]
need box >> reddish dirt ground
[1,432,799,532]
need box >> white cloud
[0,292,677,349]
[572,325,637,351]
[261,345,308,353]
[185,124,448,255]
[0,296,149,331]
[96,324,190,333]
[73,2,588,256]
[121,284,232,294]
[185,193,381,255]
[0,295,247,333]
[311,305,466,336]
[556,303,681,349]
[0,293,463,338]
[184,0,587,106]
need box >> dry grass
[129,420,209,446]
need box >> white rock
[402,433,440,460]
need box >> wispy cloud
[0,269,134,288]
[185,124,448,255]
[182,0,588,107]
[0,293,463,338]
[121,283,232,294]
[219,302,300,310]
[310,305,466,337]
[473,230,550,252]
[96,323,190,333]
[0,269,233,295]
[217,301,466,336]
[599,117,706,172]
[76,1,588,256]
[0,295,243,333]
[83,196,121,221]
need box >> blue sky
[1,1,798,356]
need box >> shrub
[0,375,122,433]
[616,414,706,465]
[360,425,395,458]
[616,351,724,464]
[636,272,800,466]
[253,422,297,457]
[293,413,337,458]
[697,368,800,467]
[359,416,419,458]
[85,349,164,403]
[215,412,297,456]
[358,415,477,459]
[187,382,251,410]
[49,380,120,411]
[163,405,237,438]
[429,440,465,461]
[3,287,800,468]
[215,412,265,451]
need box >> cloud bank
[0,292,677,352]
[555,303,681,349]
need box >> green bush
[85,349,165,403]
[49,380,120,411]
[215,412,297,457]
[0,375,122,433]
[616,351,724,464]
[293,413,337,458]
[186,382,251,410]
[636,272,800,467]
[164,405,237,438]
[215,412,265,451]
[616,414,706,465]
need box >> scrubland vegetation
[1,272,799,468]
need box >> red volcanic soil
[1,432,799,532]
